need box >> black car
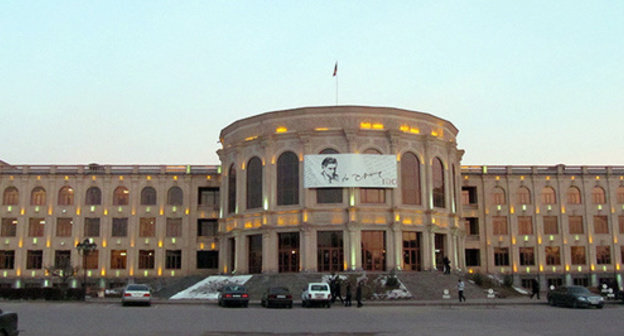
[0,309,18,336]
[547,286,604,309]
[218,285,249,307]
[261,287,293,308]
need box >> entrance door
[278,232,299,272]
[361,231,386,271]
[402,231,421,271]
[317,231,344,272]
[248,234,262,274]
[229,237,236,273]
[434,233,445,271]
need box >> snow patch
[169,275,252,300]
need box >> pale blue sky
[1,1,622,166]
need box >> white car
[122,284,152,306]
[301,282,332,308]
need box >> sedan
[261,287,293,308]
[122,284,152,306]
[547,285,604,309]
[218,285,249,307]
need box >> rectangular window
[492,216,508,235]
[0,218,17,237]
[198,187,219,208]
[166,250,182,269]
[465,249,480,266]
[197,219,218,237]
[360,188,385,204]
[494,247,509,266]
[461,186,478,205]
[570,246,586,265]
[545,246,560,265]
[519,247,535,266]
[28,218,45,237]
[317,188,343,204]
[594,216,609,234]
[0,250,15,269]
[26,250,43,269]
[110,250,127,269]
[568,216,584,234]
[112,218,128,237]
[543,216,558,235]
[84,218,100,237]
[596,246,611,265]
[517,216,533,235]
[56,218,73,237]
[84,250,98,269]
[139,217,156,237]
[54,250,71,268]
[464,218,479,236]
[197,251,219,269]
[166,218,182,237]
[619,216,624,235]
[138,250,155,269]
[573,277,589,287]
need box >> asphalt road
[3,301,624,336]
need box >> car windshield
[311,285,329,291]
[225,286,245,292]
[127,285,149,291]
[568,287,591,295]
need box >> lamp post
[76,238,97,301]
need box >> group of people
[329,274,363,308]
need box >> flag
[333,62,337,77]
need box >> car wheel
[326,302,331,308]
[597,304,604,309]
[572,301,578,309]
[548,298,555,306]
[244,302,248,308]
[302,300,306,308]
[288,303,293,309]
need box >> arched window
[246,157,263,210]
[317,148,342,204]
[592,186,606,205]
[227,164,236,214]
[113,186,129,206]
[432,157,445,208]
[567,187,581,204]
[2,187,19,205]
[85,187,101,205]
[617,187,624,204]
[516,187,531,205]
[401,152,421,205]
[277,151,299,206]
[31,187,46,206]
[58,186,74,206]
[140,187,157,205]
[541,186,556,204]
[360,149,385,204]
[491,187,506,205]
[167,186,183,206]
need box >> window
[277,151,299,206]
[317,148,342,204]
[140,187,157,205]
[197,251,218,269]
[84,218,100,237]
[619,216,624,235]
[519,247,535,265]
[198,187,219,208]
[361,231,386,271]
[84,250,98,269]
[110,250,127,269]
[58,186,74,206]
[569,216,584,234]
[461,186,477,205]
[465,249,480,267]
[571,246,586,265]
[113,186,129,206]
[517,216,533,235]
[494,248,509,266]
[166,218,182,237]
[491,187,506,205]
[278,232,299,272]
[617,187,624,204]
[197,219,218,237]
[567,187,581,204]
[464,217,479,236]
[246,157,263,209]
[139,217,156,237]
[85,187,101,205]
[2,187,18,205]
[401,152,421,205]
[26,250,43,269]
[112,218,128,237]
[594,216,609,234]
[0,250,15,269]
[28,218,45,237]
[545,246,560,265]
[596,246,611,265]
[167,187,183,206]
[318,231,345,272]
[592,187,606,205]
[227,164,236,214]
[492,216,508,235]
[138,250,155,269]
[31,187,46,206]
[432,157,445,208]
[541,187,556,204]
[1,218,17,237]
[166,250,182,269]
[56,218,72,237]
[54,250,71,268]
[516,187,531,205]
[573,277,589,287]
[248,234,262,274]
[543,216,558,235]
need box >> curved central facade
[217,106,465,274]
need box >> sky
[1,1,623,166]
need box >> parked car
[218,285,249,307]
[0,309,18,336]
[121,284,152,306]
[261,287,293,308]
[301,282,332,308]
[547,286,604,309]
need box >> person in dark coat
[334,277,344,304]
[329,273,337,303]
[443,256,451,274]
[344,282,352,307]
[530,278,540,299]
[356,281,363,308]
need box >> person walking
[334,277,344,304]
[356,281,363,308]
[443,256,451,274]
[530,277,540,300]
[344,282,352,307]
[457,279,466,302]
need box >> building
[1,106,623,291]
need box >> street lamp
[76,238,97,300]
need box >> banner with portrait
[303,154,398,188]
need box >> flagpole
[333,61,338,105]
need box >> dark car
[0,309,19,336]
[218,285,249,307]
[547,285,604,309]
[261,287,293,308]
